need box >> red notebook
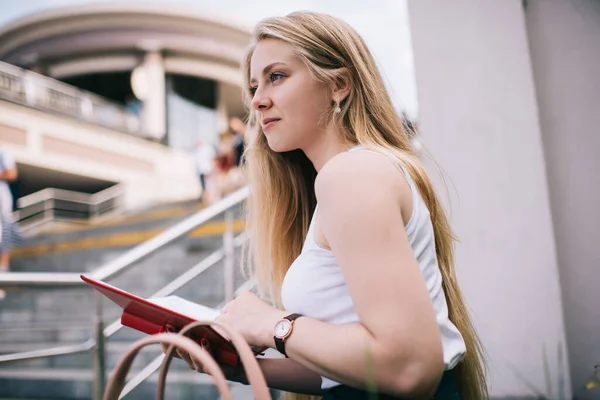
[81,274,253,366]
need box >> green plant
[364,337,379,400]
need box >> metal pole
[223,210,235,303]
[93,292,106,400]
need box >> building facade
[0,2,251,218]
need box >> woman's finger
[160,343,177,358]
[176,349,195,370]
[192,338,212,373]
[161,325,185,360]
[192,358,205,373]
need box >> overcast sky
[1,0,418,118]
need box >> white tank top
[281,146,466,389]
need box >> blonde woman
[175,11,487,400]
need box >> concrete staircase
[0,201,252,399]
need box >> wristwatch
[273,313,303,357]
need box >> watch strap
[274,313,303,357]
[284,313,303,322]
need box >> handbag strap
[102,333,232,400]
[157,320,271,400]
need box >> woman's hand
[216,291,287,349]
[159,292,286,383]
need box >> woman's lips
[263,119,280,131]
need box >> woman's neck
[303,130,353,172]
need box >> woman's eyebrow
[249,62,289,84]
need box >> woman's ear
[330,67,352,103]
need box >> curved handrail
[0,186,249,289]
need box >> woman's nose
[251,88,272,111]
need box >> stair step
[0,344,281,374]
[0,367,215,384]
[0,340,147,353]
[21,198,210,239]
[0,374,254,400]
[18,202,242,246]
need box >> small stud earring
[334,100,341,114]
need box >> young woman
[175,11,487,400]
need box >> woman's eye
[270,72,284,82]
[248,73,284,96]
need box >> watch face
[274,319,292,339]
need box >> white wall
[525,1,600,398]
[0,100,200,211]
[408,0,570,397]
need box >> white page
[147,295,220,322]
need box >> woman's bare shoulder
[315,149,408,205]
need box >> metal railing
[0,60,141,134]
[0,186,250,399]
[13,184,125,231]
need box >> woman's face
[249,39,332,153]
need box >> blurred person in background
[214,132,236,197]
[0,147,18,300]
[229,116,248,188]
[125,93,143,117]
[230,116,247,167]
[171,11,487,400]
[0,146,17,273]
[194,139,217,203]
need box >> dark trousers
[322,369,461,400]
[199,174,207,192]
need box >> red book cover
[81,274,243,366]
[121,311,162,335]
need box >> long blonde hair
[241,11,487,400]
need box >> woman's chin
[266,137,294,153]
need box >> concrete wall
[408,0,570,398]
[0,100,200,210]
[525,1,600,398]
